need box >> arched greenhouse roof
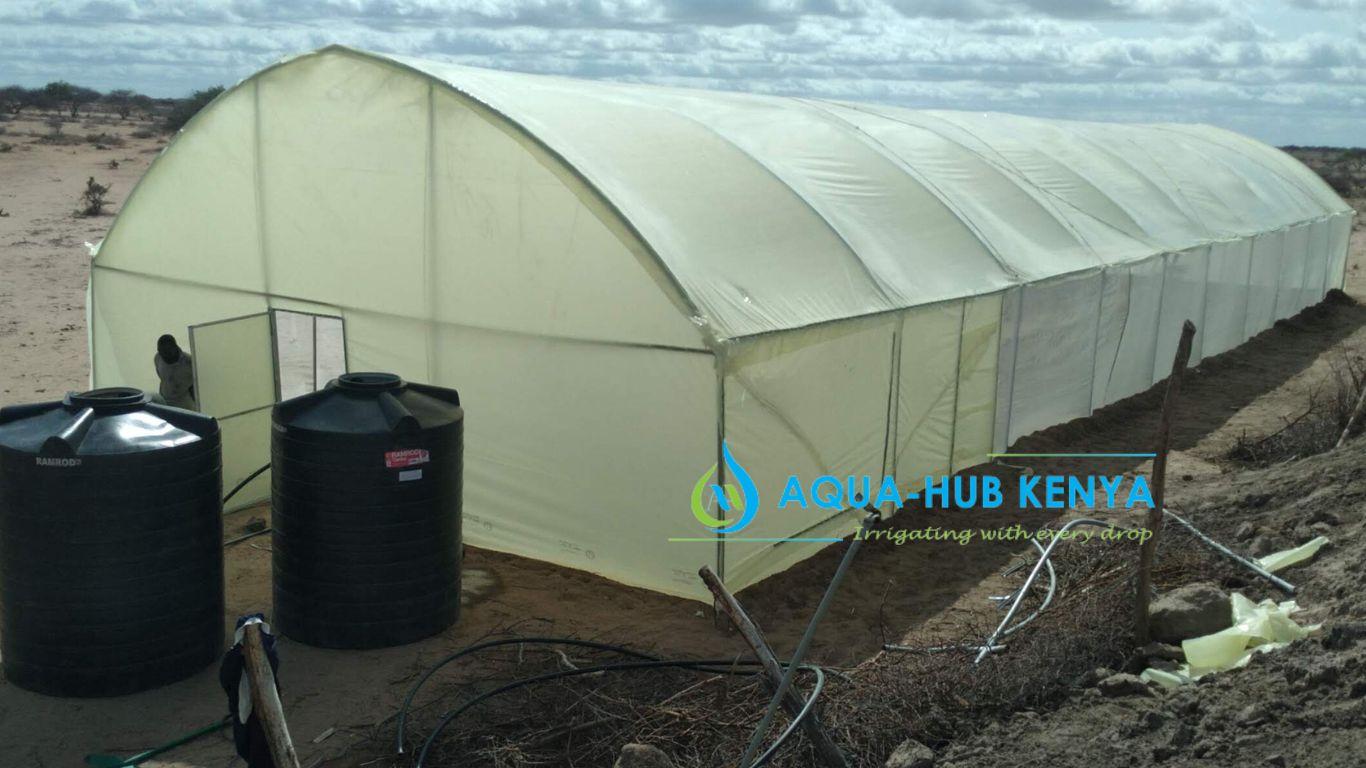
[367,46,1348,341]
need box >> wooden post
[1135,320,1196,644]
[242,623,302,768]
[699,565,848,768]
[1337,381,1366,449]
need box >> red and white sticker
[385,448,430,469]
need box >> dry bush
[1227,351,1366,466]
[77,176,110,217]
[387,535,1189,768]
[84,132,124,147]
[36,119,83,145]
[386,640,766,768]
[38,134,84,146]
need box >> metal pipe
[1162,508,1295,594]
[887,539,1057,659]
[974,518,1119,664]
[883,643,1007,655]
[737,512,877,768]
[999,539,1058,639]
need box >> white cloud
[1016,0,1234,21]
[0,0,1361,146]
[1284,0,1362,10]
[1203,15,1274,42]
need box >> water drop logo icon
[690,442,760,534]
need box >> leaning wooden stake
[699,565,848,768]
[1135,320,1197,645]
[242,623,302,768]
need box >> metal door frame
[187,311,273,420]
[187,309,349,413]
[265,308,349,401]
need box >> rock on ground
[1097,673,1154,698]
[1149,582,1231,643]
[613,743,676,768]
[885,737,936,768]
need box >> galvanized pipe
[737,511,877,768]
[1163,508,1295,594]
[974,518,1119,664]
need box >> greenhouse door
[188,310,347,509]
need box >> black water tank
[0,388,223,697]
[272,372,462,649]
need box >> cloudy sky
[0,0,1362,146]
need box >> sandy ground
[0,115,163,401]
[0,111,1363,767]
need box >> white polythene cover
[87,46,1354,600]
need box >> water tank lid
[67,387,149,411]
[0,388,216,457]
[336,372,403,392]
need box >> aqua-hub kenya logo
[690,442,760,535]
[678,444,1159,542]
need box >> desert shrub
[84,132,124,147]
[77,176,110,216]
[103,89,145,120]
[130,128,155,139]
[0,142,12,153]
[162,86,224,132]
[1228,350,1366,465]
[1320,171,1361,199]
[37,118,82,145]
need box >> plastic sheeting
[1141,593,1320,687]
[1258,536,1329,573]
[88,46,1355,599]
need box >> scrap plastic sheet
[1142,593,1320,687]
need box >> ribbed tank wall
[271,372,463,649]
[0,388,223,697]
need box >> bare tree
[104,89,140,119]
[43,81,101,118]
[163,86,224,132]
[0,85,32,115]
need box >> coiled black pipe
[397,637,829,768]
[396,637,660,753]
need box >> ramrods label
[384,449,430,469]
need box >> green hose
[84,717,229,768]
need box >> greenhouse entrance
[187,309,347,508]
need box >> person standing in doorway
[155,333,198,411]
